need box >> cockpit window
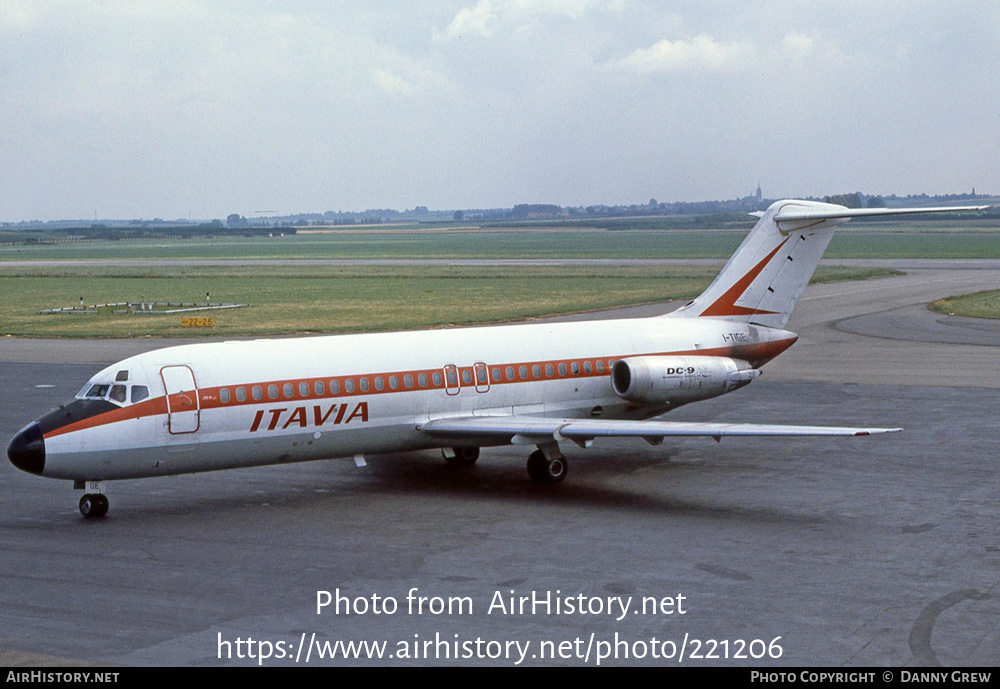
[115,370,129,382]
[109,385,127,403]
[78,380,149,407]
[81,383,111,399]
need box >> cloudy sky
[2,1,997,221]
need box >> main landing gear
[440,444,568,483]
[75,480,109,518]
[443,446,480,467]
[526,445,567,484]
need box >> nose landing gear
[79,493,109,518]
[75,480,109,518]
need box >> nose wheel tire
[527,450,567,484]
[79,493,109,518]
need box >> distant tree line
[0,222,298,244]
[3,189,993,241]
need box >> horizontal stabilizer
[772,205,988,232]
[773,205,988,223]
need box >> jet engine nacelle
[611,356,761,405]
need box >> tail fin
[668,199,987,329]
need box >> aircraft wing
[418,416,901,447]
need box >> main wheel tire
[527,450,566,483]
[526,450,547,482]
[545,456,567,483]
[445,446,480,467]
[93,494,109,517]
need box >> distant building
[738,182,765,211]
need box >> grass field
[0,230,751,261]
[929,290,1000,320]
[0,264,899,338]
[3,219,994,337]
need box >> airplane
[7,199,987,517]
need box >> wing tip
[855,428,903,436]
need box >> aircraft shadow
[72,448,828,528]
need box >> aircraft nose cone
[8,423,45,475]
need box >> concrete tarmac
[1,262,998,667]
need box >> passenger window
[109,385,127,403]
[236,387,247,402]
[389,376,399,390]
[219,388,230,404]
[532,365,541,378]
[519,366,528,379]
[131,385,149,403]
[359,378,370,392]
[268,385,278,399]
[404,374,414,388]
[345,379,355,393]
[252,386,262,401]
[432,372,442,386]
[461,369,472,385]
[314,381,325,396]
[283,383,293,398]
[330,380,340,394]
[374,377,384,391]
[300,382,310,397]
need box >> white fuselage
[39,315,795,481]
